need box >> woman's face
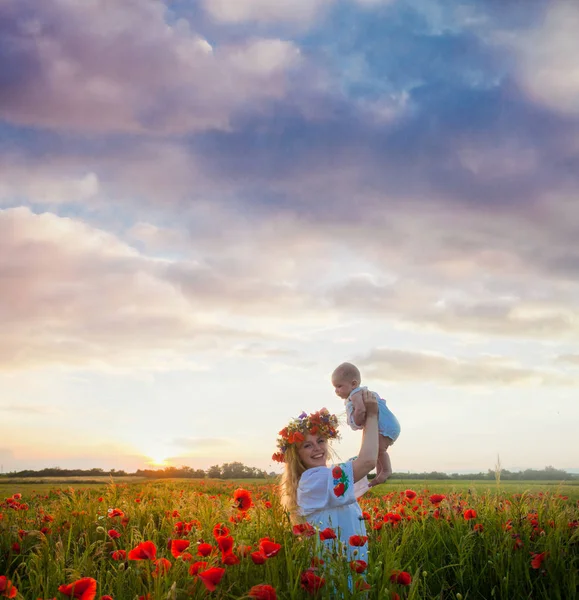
[297,433,328,469]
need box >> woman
[273,389,379,565]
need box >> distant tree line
[2,462,269,479]
[2,464,576,481]
[390,466,578,481]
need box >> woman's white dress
[297,460,368,563]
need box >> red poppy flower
[429,494,446,504]
[250,551,267,565]
[197,543,213,557]
[152,558,172,577]
[293,523,315,537]
[531,552,547,569]
[464,509,477,520]
[213,523,230,539]
[107,530,121,539]
[319,527,337,541]
[128,541,157,561]
[390,570,412,586]
[197,567,225,592]
[0,577,17,599]
[248,584,277,600]
[188,561,207,576]
[222,551,240,565]
[300,570,325,594]
[404,490,417,500]
[57,577,97,600]
[348,535,368,547]
[332,466,343,479]
[333,483,345,497]
[111,550,126,561]
[259,538,281,558]
[216,535,234,554]
[350,560,368,573]
[474,523,484,533]
[100,596,114,600]
[11,543,20,554]
[170,539,190,558]
[233,488,253,511]
[108,509,124,518]
[355,580,372,591]
[272,452,285,463]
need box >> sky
[1,0,579,476]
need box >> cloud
[507,1,579,116]
[202,0,333,25]
[0,0,303,134]
[358,348,573,387]
[0,207,289,370]
[556,354,579,366]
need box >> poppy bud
[96,526,105,533]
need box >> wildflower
[319,527,337,540]
[531,552,547,569]
[348,535,368,547]
[300,570,326,594]
[350,560,368,573]
[248,584,277,600]
[107,529,121,539]
[474,523,484,533]
[429,494,446,504]
[152,558,172,578]
[250,551,267,564]
[128,541,157,561]
[355,580,372,591]
[222,551,240,565]
[170,539,190,558]
[0,577,17,599]
[100,596,114,600]
[58,577,97,600]
[107,508,124,518]
[405,490,417,500]
[213,523,230,539]
[198,567,226,592]
[259,538,281,558]
[188,561,208,576]
[233,488,252,511]
[293,523,315,537]
[216,535,234,554]
[463,509,477,520]
[390,570,412,586]
[111,550,126,561]
[197,543,213,557]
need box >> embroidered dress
[297,460,368,563]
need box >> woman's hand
[361,389,378,417]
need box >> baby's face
[331,374,357,399]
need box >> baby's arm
[350,390,367,427]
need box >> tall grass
[1,480,577,599]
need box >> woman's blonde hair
[279,439,338,524]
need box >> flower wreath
[272,408,340,463]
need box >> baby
[331,362,401,487]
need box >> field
[1,478,578,599]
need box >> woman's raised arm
[352,389,379,482]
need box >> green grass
[1,479,577,599]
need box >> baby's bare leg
[368,436,393,487]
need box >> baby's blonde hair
[333,362,361,383]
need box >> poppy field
[1,479,578,599]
